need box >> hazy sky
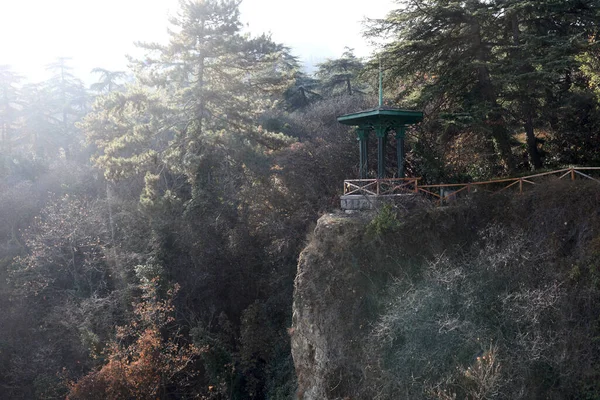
[0,0,394,84]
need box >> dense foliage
[367,0,600,180]
[0,0,599,398]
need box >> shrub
[68,279,206,400]
[366,204,401,237]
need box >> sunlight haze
[0,0,394,83]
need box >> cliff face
[291,181,600,399]
[291,213,373,400]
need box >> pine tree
[90,68,127,94]
[498,0,600,169]
[367,0,600,172]
[286,72,321,109]
[84,0,294,199]
[316,47,366,97]
[20,83,63,159]
[0,66,21,155]
[367,0,517,171]
[45,58,89,159]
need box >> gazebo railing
[343,178,420,196]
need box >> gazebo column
[395,126,406,178]
[375,126,387,179]
[356,128,370,179]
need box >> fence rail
[343,167,600,205]
[344,178,420,196]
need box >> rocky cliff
[291,181,600,399]
[291,212,374,399]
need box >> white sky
[0,0,394,84]
[240,0,394,72]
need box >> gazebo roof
[337,106,423,127]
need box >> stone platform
[340,194,419,210]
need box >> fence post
[571,168,575,181]
[519,178,523,193]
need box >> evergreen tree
[367,0,517,171]
[84,0,294,197]
[20,83,63,159]
[498,0,600,169]
[579,43,600,101]
[45,58,89,159]
[90,68,127,94]
[283,63,322,111]
[0,66,21,155]
[288,72,321,108]
[316,47,366,97]
[367,0,600,172]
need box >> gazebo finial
[378,57,383,108]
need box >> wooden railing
[419,167,600,204]
[343,167,600,204]
[344,178,420,196]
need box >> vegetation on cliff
[293,181,600,399]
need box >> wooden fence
[343,167,600,205]
[344,177,420,196]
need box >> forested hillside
[0,0,599,399]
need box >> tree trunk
[525,114,542,169]
[472,19,516,172]
[512,12,542,170]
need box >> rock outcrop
[290,182,600,399]
[291,212,375,400]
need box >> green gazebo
[337,81,423,209]
[337,104,423,179]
